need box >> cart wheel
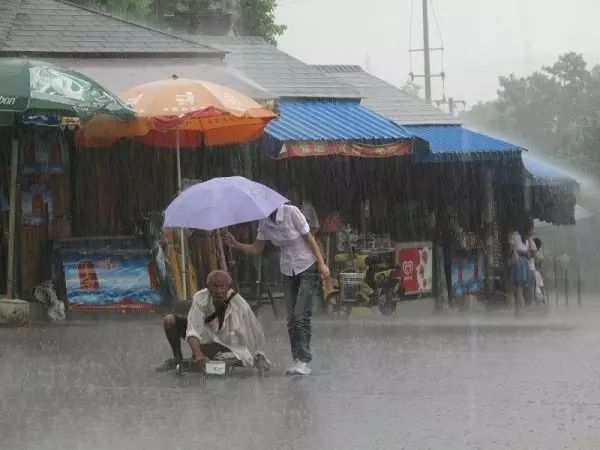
[378,286,397,316]
[378,300,397,316]
[326,292,352,318]
[175,363,184,376]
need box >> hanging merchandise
[22,127,70,175]
[21,178,52,226]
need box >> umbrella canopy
[0,58,133,126]
[164,176,288,231]
[79,75,277,148]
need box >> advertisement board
[62,251,162,311]
[394,242,433,294]
[451,252,485,296]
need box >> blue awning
[523,155,578,187]
[404,125,522,162]
[266,99,412,141]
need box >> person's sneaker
[155,358,179,372]
[286,360,299,375]
[293,361,312,376]
[254,353,272,372]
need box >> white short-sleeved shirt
[256,204,316,276]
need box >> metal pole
[577,263,582,307]
[564,267,568,307]
[6,138,18,299]
[554,255,558,308]
[422,0,432,104]
[176,129,187,301]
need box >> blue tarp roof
[265,99,412,141]
[522,155,578,187]
[404,125,522,162]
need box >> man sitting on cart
[156,270,270,371]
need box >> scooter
[325,249,404,317]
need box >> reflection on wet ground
[2,300,600,449]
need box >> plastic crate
[339,272,364,303]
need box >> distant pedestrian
[506,219,536,309]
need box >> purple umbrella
[164,176,288,231]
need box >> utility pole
[435,97,466,115]
[410,0,444,104]
[422,0,432,104]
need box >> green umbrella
[0,58,133,300]
[0,57,133,126]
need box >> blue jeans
[283,264,319,363]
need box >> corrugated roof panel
[266,100,412,141]
[523,155,578,186]
[404,125,522,161]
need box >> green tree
[464,53,600,162]
[72,0,286,45]
[70,0,153,18]
[235,0,286,46]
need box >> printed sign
[280,141,413,159]
[451,253,485,296]
[0,95,16,106]
[394,242,433,294]
[62,252,162,311]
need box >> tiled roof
[0,0,223,56]
[312,65,462,125]
[180,35,360,99]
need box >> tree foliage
[70,0,286,45]
[70,0,153,18]
[235,0,286,46]
[463,52,600,176]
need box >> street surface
[2,300,600,450]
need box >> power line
[429,0,444,48]
[409,0,415,76]
[429,0,448,101]
[277,0,310,6]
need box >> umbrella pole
[216,229,227,272]
[176,129,187,301]
[6,138,18,299]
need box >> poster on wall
[62,252,162,311]
[451,253,485,296]
[21,178,52,226]
[394,242,433,295]
[22,127,69,175]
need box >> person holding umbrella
[224,204,330,376]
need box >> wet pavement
[2,300,600,450]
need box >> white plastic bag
[33,281,66,322]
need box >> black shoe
[155,358,179,372]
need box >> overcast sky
[275,0,600,108]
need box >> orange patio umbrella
[78,75,277,299]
